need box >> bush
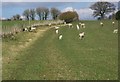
[116,10,120,20]
[59,11,79,23]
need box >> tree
[12,15,16,20]
[36,7,43,20]
[16,14,20,20]
[116,10,120,20]
[90,2,116,19]
[59,11,79,23]
[51,8,61,20]
[36,7,49,20]
[29,9,36,20]
[12,14,20,20]
[44,8,49,20]
[23,9,30,20]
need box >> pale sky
[1,1,119,20]
[1,0,120,2]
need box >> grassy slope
[2,20,118,80]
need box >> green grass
[2,20,118,80]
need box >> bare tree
[36,7,43,20]
[90,2,116,19]
[12,15,16,20]
[23,9,30,20]
[16,14,20,20]
[29,9,36,20]
[12,14,20,20]
[44,8,49,20]
[51,7,61,20]
[36,7,49,20]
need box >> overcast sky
[1,1,119,20]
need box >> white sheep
[23,28,28,32]
[81,23,85,28]
[100,22,103,26]
[59,34,63,40]
[64,22,66,25]
[79,32,85,40]
[76,24,80,30]
[30,27,36,32]
[112,21,115,26]
[68,23,73,28]
[112,21,115,24]
[55,29,59,34]
[55,26,60,29]
[48,23,52,26]
[113,29,118,33]
[79,23,85,28]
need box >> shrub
[116,10,120,20]
[59,11,79,23]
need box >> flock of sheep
[100,21,118,33]
[1,20,118,40]
[54,22,86,40]
[54,21,118,40]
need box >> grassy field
[2,20,118,80]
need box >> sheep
[81,23,85,28]
[59,34,63,40]
[68,23,73,28]
[64,22,66,25]
[22,27,28,32]
[79,22,85,28]
[79,32,85,40]
[100,22,103,27]
[55,26,60,29]
[55,29,59,34]
[76,24,80,30]
[32,24,36,27]
[112,21,115,27]
[48,23,52,26]
[112,21,115,24]
[29,26,36,32]
[113,29,118,33]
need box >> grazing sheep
[64,22,66,25]
[100,22,103,26]
[112,21,115,24]
[68,23,73,28]
[113,29,118,33]
[79,23,85,28]
[48,23,52,26]
[79,32,85,40]
[112,21,115,26]
[55,29,59,34]
[55,26,60,29]
[29,27,36,32]
[23,28,28,32]
[59,34,63,40]
[76,24,80,30]
[81,23,85,28]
